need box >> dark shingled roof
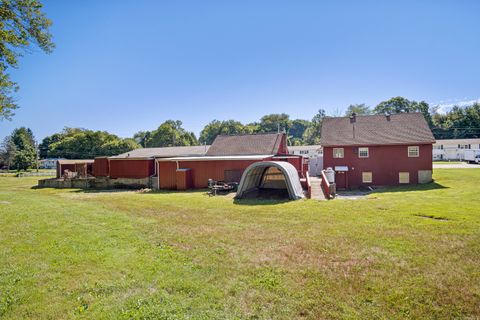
[321,113,435,147]
[206,133,284,156]
[110,146,210,159]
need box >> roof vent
[385,113,391,121]
[349,112,357,123]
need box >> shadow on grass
[233,198,291,206]
[370,181,448,194]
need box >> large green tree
[431,103,480,139]
[4,127,37,170]
[10,126,35,149]
[199,120,252,145]
[289,119,311,146]
[146,120,198,148]
[374,97,432,126]
[0,135,16,169]
[0,0,54,120]
[41,128,140,159]
[303,109,326,145]
[345,103,371,116]
[257,113,290,133]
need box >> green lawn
[0,170,479,319]
[432,161,463,164]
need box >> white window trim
[358,147,369,158]
[333,148,344,159]
[399,172,410,184]
[408,146,419,157]
[362,172,372,183]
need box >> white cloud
[432,98,480,113]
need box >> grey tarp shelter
[235,161,304,200]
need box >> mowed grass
[432,161,463,164]
[0,170,479,319]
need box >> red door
[335,171,347,189]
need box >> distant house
[288,145,322,158]
[433,138,480,161]
[288,145,323,177]
[39,158,61,169]
[321,113,435,189]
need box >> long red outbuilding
[88,133,306,191]
[155,133,306,190]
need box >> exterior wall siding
[109,159,155,179]
[323,144,433,188]
[93,157,109,177]
[158,161,177,189]
[158,159,272,190]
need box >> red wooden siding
[158,156,305,190]
[158,161,177,189]
[93,157,109,177]
[109,159,155,179]
[158,159,266,189]
[176,169,193,190]
[323,144,433,187]
[277,134,288,155]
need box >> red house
[321,113,435,189]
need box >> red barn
[157,133,306,190]
[106,146,210,186]
[321,113,435,189]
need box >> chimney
[349,112,357,123]
[385,112,391,121]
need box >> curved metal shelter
[235,161,304,200]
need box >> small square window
[362,172,372,183]
[333,148,344,158]
[408,146,419,157]
[399,172,410,184]
[358,147,369,158]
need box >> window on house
[333,148,344,158]
[362,172,372,183]
[358,147,369,158]
[399,172,410,184]
[408,146,419,157]
[300,150,308,155]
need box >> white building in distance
[433,138,480,160]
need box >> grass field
[0,170,479,319]
[432,161,463,164]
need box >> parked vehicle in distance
[464,149,480,164]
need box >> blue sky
[1,0,479,141]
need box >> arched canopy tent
[235,161,304,200]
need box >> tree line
[2,96,480,170]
